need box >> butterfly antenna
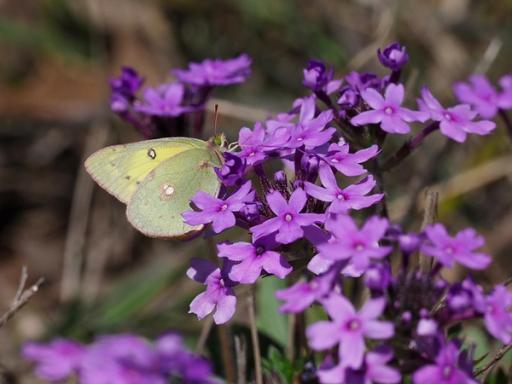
[214,104,219,136]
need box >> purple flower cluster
[23,333,217,384]
[105,42,512,383]
[109,54,251,138]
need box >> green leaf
[261,346,297,384]
[461,326,490,368]
[91,261,188,330]
[256,277,288,347]
[485,368,509,384]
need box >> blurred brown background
[1,0,512,381]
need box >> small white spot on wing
[160,183,175,200]
[163,184,175,196]
[147,148,157,159]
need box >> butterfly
[85,136,224,238]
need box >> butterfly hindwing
[126,147,222,238]
[84,137,207,204]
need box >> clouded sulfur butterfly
[85,137,223,238]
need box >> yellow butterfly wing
[84,137,207,204]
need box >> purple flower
[237,123,269,165]
[398,232,422,254]
[215,152,246,187]
[109,67,144,113]
[482,285,512,343]
[187,258,237,324]
[317,215,391,274]
[250,188,323,244]
[413,342,477,384]
[276,266,339,313]
[307,294,393,368]
[421,224,491,270]
[79,334,163,384]
[351,83,428,134]
[453,74,501,119]
[364,263,392,295]
[134,83,186,117]
[323,141,379,176]
[498,74,512,109]
[156,334,216,383]
[22,339,85,382]
[318,348,401,384]
[418,87,495,142]
[417,318,438,336]
[345,71,384,93]
[446,278,485,314]
[183,180,255,233]
[217,236,291,283]
[303,60,342,94]
[24,333,217,384]
[174,54,251,86]
[377,42,409,71]
[285,96,335,149]
[305,166,383,213]
[337,86,359,108]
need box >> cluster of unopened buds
[26,43,512,383]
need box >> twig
[286,314,296,361]
[474,344,512,377]
[15,266,29,302]
[235,335,247,384]
[381,122,440,172]
[218,325,236,384]
[0,269,44,329]
[247,291,263,384]
[195,315,214,354]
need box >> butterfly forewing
[84,137,207,204]
[126,147,222,238]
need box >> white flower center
[444,246,454,255]
[347,319,361,331]
[284,213,293,222]
[442,365,453,379]
[220,204,229,211]
[384,106,394,115]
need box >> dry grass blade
[390,154,512,221]
[195,316,214,355]
[235,335,247,384]
[60,122,110,302]
[247,292,263,384]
